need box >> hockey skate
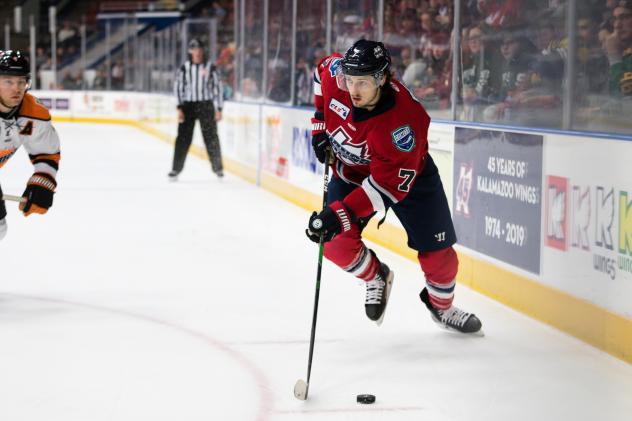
[420,288,483,335]
[168,170,179,182]
[364,263,394,326]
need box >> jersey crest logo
[391,125,415,152]
[330,126,370,166]
[329,58,342,77]
[329,98,350,120]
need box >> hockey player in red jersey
[306,39,482,333]
[0,50,60,241]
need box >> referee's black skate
[168,170,179,182]
[364,263,394,326]
[419,288,482,335]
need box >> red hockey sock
[418,247,458,310]
[345,245,380,281]
[324,228,380,282]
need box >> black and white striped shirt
[174,60,224,110]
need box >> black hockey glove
[311,116,329,164]
[21,173,56,216]
[311,132,330,164]
[306,201,355,243]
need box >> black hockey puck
[356,394,376,404]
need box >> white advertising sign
[542,134,632,317]
[219,101,261,168]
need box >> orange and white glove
[20,173,57,216]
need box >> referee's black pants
[172,101,223,174]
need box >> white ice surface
[1,122,631,421]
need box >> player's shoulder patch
[391,125,416,152]
[328,57,342,77]
[329,98,350,119]
[18,93,51,121]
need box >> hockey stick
[2,194,26,204]
[294,150,331,401]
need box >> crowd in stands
[28,0,230,92]
[32,20,82,89]
[15,0,632,132]
[287,0,632,131]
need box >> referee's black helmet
[188,38,204,49]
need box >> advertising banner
[453,128,543,274]
[31,91,72,116]
[542,135,632,317]
[284,107,324,189]
[260,106,324,192]
[219,101,261,168]
[261,106,287,178]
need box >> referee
[169,38,224,180]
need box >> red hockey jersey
[314,53,430,219]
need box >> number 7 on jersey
[397,169,416,192]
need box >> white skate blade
[375,270,394,327]
[294,379,309,400]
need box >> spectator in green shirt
[606,1,632,98]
